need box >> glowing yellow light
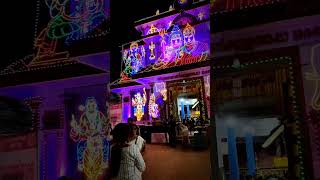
[132,88,147,121]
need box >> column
[122,91,131,123]
[24,97,43,180]
[245,132,256,176]
[186,104,191,119]
[228,128,240,180]
[181,102,185,122]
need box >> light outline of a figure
[306,44,320,110]
[132,88,147,121]
[70,97,110,180]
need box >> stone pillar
[122,90,131,123]
[24,96,43,180]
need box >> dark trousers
[169,131,176,147]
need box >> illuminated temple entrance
[109,0,310,179]
[167,77,208,122]
[109,1,212,179]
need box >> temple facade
[110,0,320,179]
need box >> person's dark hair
[129,123,139,136]
[128,117,134,124]
[110,123,130,177]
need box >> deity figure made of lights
[181,23,209,64]
[70,97,110,180]
[149,93,160,118]
[164,25,184,63]
[154,82,167,101]
[132,88,147,121]
[122,42,146,77]
[32,0,109,64]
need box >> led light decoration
[168,25,184,60]
[154,82,167,101]
[120,9,210,81]
[122,42,146,76]
[149,93,160,118]
[205,75,210,97]
[147,24,159,35]
[159,29,168,59]
[149,42,156,60]
[120,50,132,81]
[198,12,204,21]
[70,97,110,180]
[45,0,108,42]
[305,44,320,110]
[212,0,282,14]
[30,0,110,66]
[178,0,189,6]
[132,88,147,121]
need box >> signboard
[211,0,286,13]
[211,15,320,57]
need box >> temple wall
[210,14,320,178]
[0,72,109,180]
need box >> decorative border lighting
[305,44,320,111]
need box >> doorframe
[166,77,208,121]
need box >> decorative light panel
[149,93,160,118]
[70,97,110,180]
[132,88,147,121]
[120,4,210,81]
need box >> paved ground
[142,144,211,180]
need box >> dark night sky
[2,0,36,69]
[1,0,173,73]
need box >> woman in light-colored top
[109,123,145,180]
[128,124,146,153]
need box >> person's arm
[134,146,146,172]
[140,137,146,153]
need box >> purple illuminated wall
[0,52,110,180]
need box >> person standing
[128,117,141,135]
[168,115,176,147]
[164,118,170,143]
[109,123,145,180]
[128,123,146,154]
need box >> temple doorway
[211,59,304,179]
[167,77,208,123]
